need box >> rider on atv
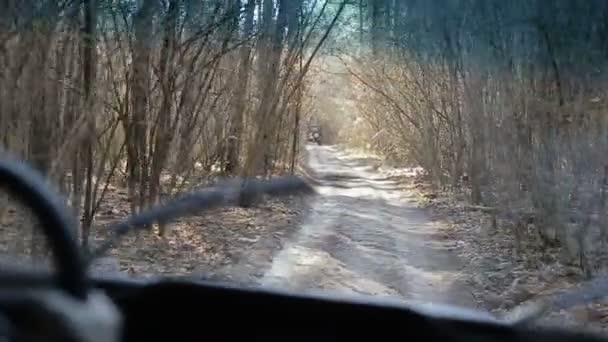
[307,125,322,145]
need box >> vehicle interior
[0,157,606,342]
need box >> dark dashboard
[94,275,608,342]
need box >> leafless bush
[341,0,608,274]
[0,0,346,252]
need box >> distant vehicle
[307,125,322,145]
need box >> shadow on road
[260,145,475,308]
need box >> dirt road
[259,145,475,308]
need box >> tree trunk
[225,0,255,175]
[149,0,178,237]
[129,0,154,214]
[80,0,97,248]
[242,0,288,178]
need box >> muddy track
[255,145,476,308]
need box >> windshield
[1,0,607,335]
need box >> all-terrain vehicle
[307,125,322,145]
[0,157,606,342]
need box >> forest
[2,0,608,294]
[344,0,608,276]
[0,0,345,249]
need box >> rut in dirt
[260,145,475,308]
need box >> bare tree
[343,0,608,274]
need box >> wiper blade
[87,176,315,264]
[503,275,608,325]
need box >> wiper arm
[87,176,315,263]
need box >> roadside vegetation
[0,0,343,276]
